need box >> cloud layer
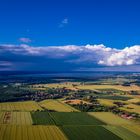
[0,44,140,71]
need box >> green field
[31,112,54,125]
[50,112,106,125]
[104,125,140,140]
[99,95,132,101]
[61,126,121,140]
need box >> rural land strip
[0,100,140,140]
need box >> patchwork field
[104,125,140,140]
[39,100,79,112]
[88,112,133,125]
[77,84,140,91]
[46,83,140,91]
[0,112,32,125]
[50,112,105,125]
[120,104,140,114]
[0,101,42,111]
[61,125,121,140]
[31,112,54,125]
[0,125,67,140]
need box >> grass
[104,125,140,140]
[61,125,122,140]
[0,101,42,111]
[31,111,54,125]
[39,99,79,112]
[50,112,106,125]
[88,112,134,125]
[0,125,67,140]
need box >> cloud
[59,18,68,28]
[19,37,32,43]
[0,44,140,71]
[98,45,140,66]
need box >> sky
[0,0,140,71]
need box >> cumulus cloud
[98,45,140,66]
[19,37,32,43]
[0,44,140,70]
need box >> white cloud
[19,37,32,43]
[99,45,140,66]
[0,44,140,67]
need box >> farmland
[104,125,140,140]
[63,99,92,105]
[97,99,117,107]
[46,83,140,91]
[0,73,140,139]
[99,95,132,101]
[88,112,134,125]
[0,125,67,140]
[39,99,79,112]
[120,103,140,114]
[0,101,42,111]
[0,112,32,125]
[122,125,140,136]
[50,112,105,125]
[31,112,54,125]
[61,126,121,140]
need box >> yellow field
[127,98,140,103]
[104,125,140,140]
[0,112,32,125]
[120,104,140,114]
[97,99,116,107]
[77,85,140,91]
[63,99,92,105]
[0,125,67,140]
[45,83,140,91]
[39,99,79,112]
[88,112,134,125]
[122,125,140,136]
[0,101,42,111]
[33,82,80,91]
